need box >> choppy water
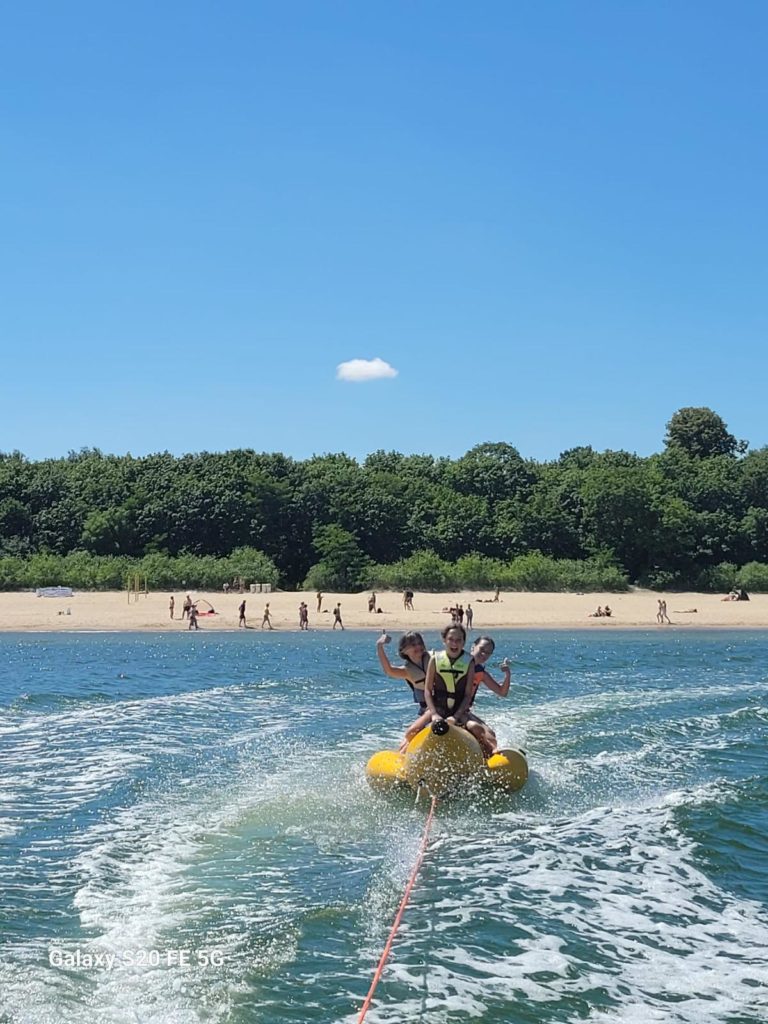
[1,629,767,1023]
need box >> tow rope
[357,793,439,1022]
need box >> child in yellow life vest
[404,628,510,756]
[422,624,484,744]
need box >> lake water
[2,630,767,1023]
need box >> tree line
[2,406,768,592]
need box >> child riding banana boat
[367,624,528,797]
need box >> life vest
[468,664,486,706]
[433,650,471,712]
[403,654,430,704]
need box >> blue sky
[2,1,766,463]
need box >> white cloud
[336,357,399,383]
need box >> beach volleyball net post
[126,574,148,602]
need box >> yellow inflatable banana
[366,721,528,798]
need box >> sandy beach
[1,588,766,633]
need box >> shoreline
[1,589,765,634]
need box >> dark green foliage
[738,562,768,592]
[665,407,747,459]
[1,406,767,591]
[303,524,371,591]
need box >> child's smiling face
[444,628,464,657]
[472,640,494,665]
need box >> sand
[1,589,766,633]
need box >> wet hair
[398,631,426,658]
[441,623,466,642]
[472,635,495,654]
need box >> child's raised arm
[375,633,409,679]
[480,657,511,697]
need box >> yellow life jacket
[433,650,471,711]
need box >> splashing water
[1,630,767,1023]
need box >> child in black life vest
[463,636,511,756]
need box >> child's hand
[500,657,510,670]
[377,633,391,646]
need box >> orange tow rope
[357,794,438,1023]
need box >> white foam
[363,799,768,1023]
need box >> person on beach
[299,601,309,629]
[403,589,414,610]
[316,591,323,612]
[182,593,192,620]
[333,603,344,629]
[261,603,274,629]
[188,604,199,630]
[376,632,431,741]
[238,599,247,627]
[368,592,377,613]
[465,603,473,630]
[657,599,671,624]
[169,595,175,620]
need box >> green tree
[451,442,535,503]
[740,448,768,508]
[665,407,746,459]
[81,507,138,555]
[739,507,768,563]
[514,467,584,560]
[304,524,370,591]
[579,464,659,578]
